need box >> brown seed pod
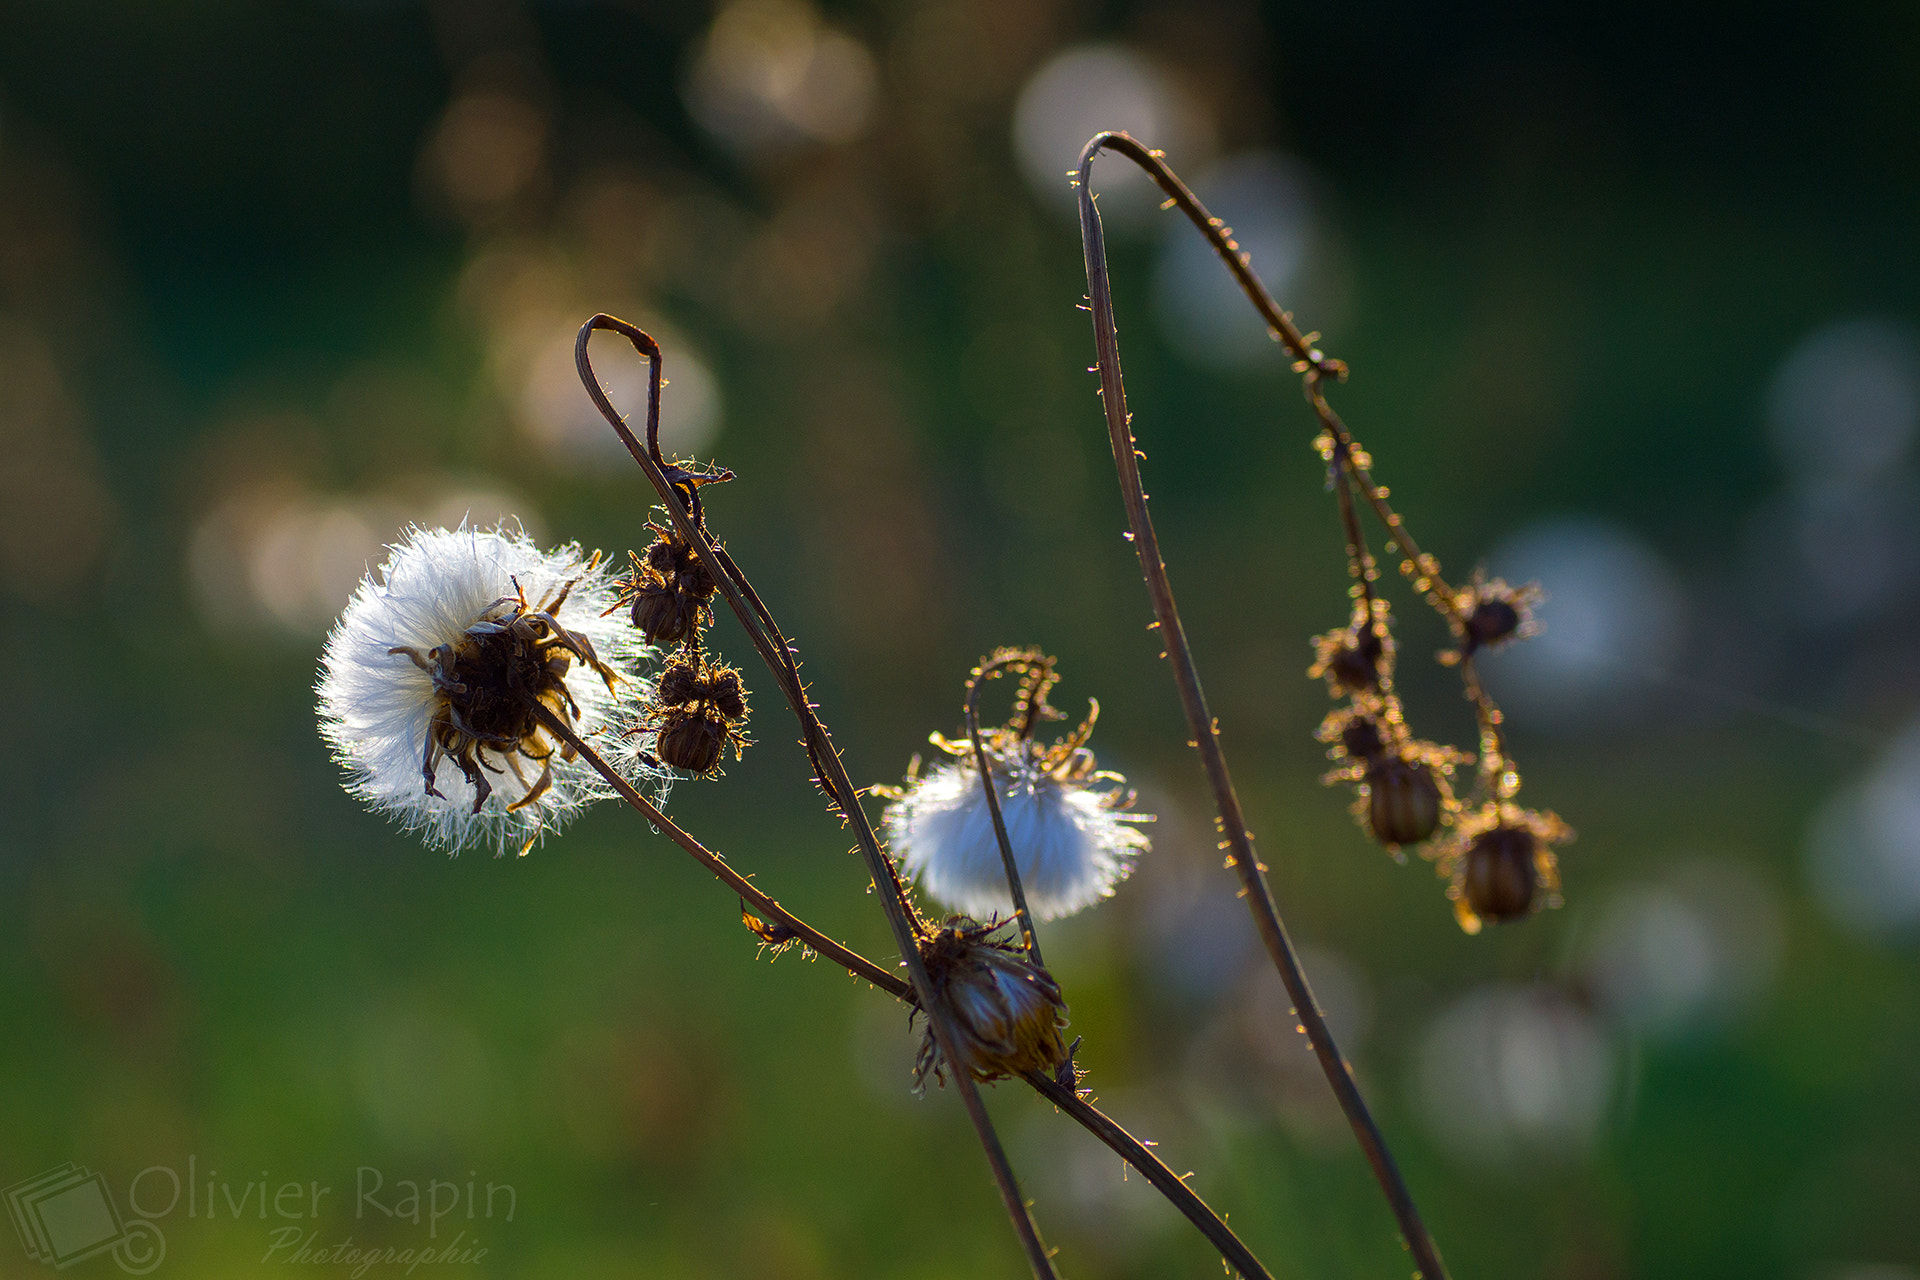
[708,667,746,720]
[1437,803,1572,934]
[1445,575,1543,662]
[1459,825,1538,922]
[1366,756,1443,848]
[654,707,731,774]
[628,578,700,645]
[657,658,702,707]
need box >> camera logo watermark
[5,1165,164,1274]
[6,1161,511,1274]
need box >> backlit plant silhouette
[317,133,1572,1279]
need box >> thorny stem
[964,652,1050,966]
[576,316,1059,1280]
[1077,132,1450,1280]
[532,710,1275,1280]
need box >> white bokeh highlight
[1415,985,1615,1167]
[684,0,877,157]
[1767,319,1920,484]
[1582,857,1783,1040]
[1807,716,1920,935]
[1013,44,1208,231]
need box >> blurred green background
[3,1,1920,1276]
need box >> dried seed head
[654,706,731,774]
[1460,825,1538,922]
[1310,601,1394,696]
[1342,716,1387,761]
[657,657,702,707]
[640,657,750,776]
[1446,574,1543,662]
[1366,755,1444,849]
[709,667,746,720]
[317,526,661,854]
[883,721,1149,922]
[1437,803,1573,934]
[913,919,1069,1089]
[616,529,724,646]
[628,577,701,646]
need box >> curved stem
[576,317,1058,1280]
[534,709,1274,1279]
[1077,133,1449,1280]
[965,653,1048,966]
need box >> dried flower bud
[913,919,1069,1089]
[1366,756,1443,848]
[677,552,719,601]
[1341,715,1387,762]
[629,579,700,645]
[1437,803,1573,934]
[709,667,746,720]
[657,658,702,707]
[1459,825,1538,922]
[1446,575,1542,661]
[655,707,730,774]
[1310,603,1394,696]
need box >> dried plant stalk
[1076,131,1451,1280]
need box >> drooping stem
[1077,133,1450,1280]
[964,652,1050,965]
[533,707,1274,1279]
[576,317,1058,1280]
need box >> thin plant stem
[1077,132,1450,1280]
[1021,1070,1272,1280]
[576,316,1058,1280]
[964,653,1049,965]
[532,707,1274,1280]
[529,704,899,991]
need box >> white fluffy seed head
[884,743,1149,921]
[317,524,661,855]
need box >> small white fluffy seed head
[884,740,1150,921]
[317,524,661,855]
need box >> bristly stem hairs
[1076,131,1459,1280]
